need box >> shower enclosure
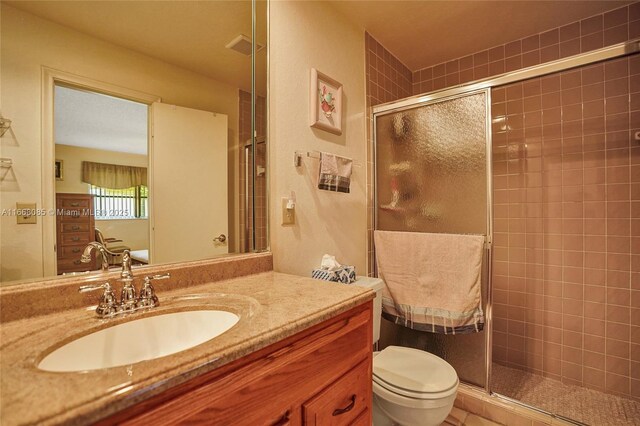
[372,42,639,425]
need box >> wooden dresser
[56,193,96,274]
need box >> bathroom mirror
[0,0,268,285]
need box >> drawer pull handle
[72,226,80,231]
[70,202,80,207]
[72,248,80,253]
[272,410,290,426]
[332,395,356,416]
[73,260,81,265]
[71,237,80,241]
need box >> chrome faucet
[79,272,170,318]
[119,250,137,311]
[80,242,111,271]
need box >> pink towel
[374,230,485,334]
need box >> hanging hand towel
[374,230,485,334]
[318,152,352,193]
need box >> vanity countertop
[0,272,373,426]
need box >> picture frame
[54,159,64,181]
[309,68,343,135]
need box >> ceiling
[6,1,267,94]
[8,1,631,88]
[55,86,148,155]
[328,0,633,70]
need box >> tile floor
[443,407,502,426]
[491,363,640,425]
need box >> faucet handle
[79,282,112,293]
[144,273,171,283]
[138,273,169,308]
[79,282,118,317]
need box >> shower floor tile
[491,363,640,425]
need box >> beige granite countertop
[0,272,373,426]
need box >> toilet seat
[373,346,458,401]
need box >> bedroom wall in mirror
[0,0,268,285]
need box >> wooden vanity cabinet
[100,301,373,426]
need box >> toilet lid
[373,346,458,397]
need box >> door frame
[41,67,160,277]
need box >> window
[89,185,148,219]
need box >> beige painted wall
[54,144,149,251]
[55,144,147,193]
[0,4,240,282]
[269,1,368,277]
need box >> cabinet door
[303,359,371,426]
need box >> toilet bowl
[354,278,459,426]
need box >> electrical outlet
[282,197,295,225]
[16,203,37,224]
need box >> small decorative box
[311,266,356,284]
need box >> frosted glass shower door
[374,90,491,388]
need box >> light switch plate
[281,198,295,225]
[16,203,37,224]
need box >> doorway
[53,84,150,274]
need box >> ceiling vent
[225,34,264,56]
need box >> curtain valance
[82,161,147,189]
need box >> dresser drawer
[59,197,91,209]
[303,359,370,426]
[60,223,90,233]
[59,232,92,245]
[57,208,88,222]
[57,257,92,273]
[58,245,86,258]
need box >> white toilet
[354,277,459,426]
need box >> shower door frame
[371,39,640,398]
[372,88,494,392]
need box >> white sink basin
[38,310,239,372]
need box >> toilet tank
[353,277,384,344]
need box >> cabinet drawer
[58,246,86,258]
[60,223,90,233]
[350,409,371,426]
[59,232,92,245]
[57,257,92,272]
[59,197,91,209]
[303,359,370,426]
[57,209,88,222]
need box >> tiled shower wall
[411,3,640,95]
[365,33,414,274]
[491,54,640,401]
[365,33,413,106]
[365,3,640,276]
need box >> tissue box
[312,266,356,284]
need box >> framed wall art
[309,68,343,135]
[54,159,64,181]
